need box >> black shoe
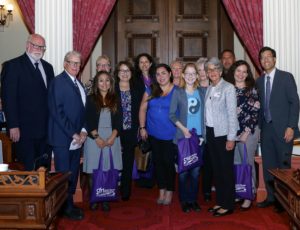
[208,206,221,213]
[102,202,110,212]
[63,208,84,220]
[274,204,284,213]
[213,209,233,217]
[190,202,201,212]
[257,200,274,208]
[181,202,191,213]
[204,194,212,202]
[240,203,252,211]
[89,203,99,211]
[122,196,130,201]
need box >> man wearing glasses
[1,33,54,170]
[48,51,87,220]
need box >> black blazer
[85,95,122,138]
[1,53,55,138]
[115,84,144,138]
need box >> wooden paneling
[102,0,234,65]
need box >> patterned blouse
[120,90,132,130]
[236,87,260,136]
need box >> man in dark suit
[256,46,300,211]
[1,34,55,170]
[48,51,87,220]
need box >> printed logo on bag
[183,153,198,166]
[96,187,116,197]
[235,184,247,193]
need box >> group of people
[0,33,299,221]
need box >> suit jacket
[169,87,205,143]
[1,53,54,138]
[48,71,86,147]
[204,78,239,141]
[256,68,300,138]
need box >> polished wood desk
[0,168,70,229]
[269,169,300,230]
[255,156,300,202]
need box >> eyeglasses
[29,42,46,51]
[207,68,219,74]
[66,61,81,67]
[184,73,197,77]
[119,69,130,74]
[96,63,111,68]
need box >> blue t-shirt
[146,87,176,140]
[186,90,202,135]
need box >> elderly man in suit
[256,46,300,212]
[1,34,55,170]
[48,51,87,220]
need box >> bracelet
[92,134,99,139]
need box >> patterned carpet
[57,184,290,230]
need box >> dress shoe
[157,198,164,205]
[102,202,110,212]
[274,204,284,213]
[257,200,274,208]
[63,208,84,220]
[204,194,212,202]
[190,202,201,212]
[213,209,233,217]
[89,202,99,211]
[208,206,221,213]
[240,200,252,211]
[122,196,130,201]
[181,202,191,213]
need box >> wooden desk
[0,168,70,229]
[0,132,12,163]
[269,169,300,230]
[255,156,300,202]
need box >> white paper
[69,139,82,150]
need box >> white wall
[0,0,29,71]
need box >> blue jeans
[178,166,201,202]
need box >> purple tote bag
[177,128,203,173]
[90,148,119,203]
[234,144,254,200]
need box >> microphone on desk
[33,153,49,171]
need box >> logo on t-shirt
[188,97,200,114]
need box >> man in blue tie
[256,46,300,212]
[48,51,87,220]
[1,34,54,170]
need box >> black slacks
[206,127,235,210]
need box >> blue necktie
[264,76,272,122]
[74,79,79,88]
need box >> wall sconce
[0,0,13,32]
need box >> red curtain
[222,0,263,72]
[73,0,116,69]
[16,0,34,33]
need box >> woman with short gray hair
[204,57,238,217]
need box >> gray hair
[195,57,208,67]
[170,59,183,68]
[96,55,111,65]
[204,57,223,72]
[64,51,81,62]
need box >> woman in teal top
[139,63,176,205]
[169,63,204,213]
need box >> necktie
[74,79,79,88]
[264,76,272,122]
[35,62,46,87]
